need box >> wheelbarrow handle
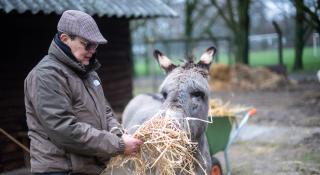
[224,108,257,175]
[226,108,257,148]
[237,108,256,130]
[248,108,257,117]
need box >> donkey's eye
[191,91,205,99]
[162,92,168,99]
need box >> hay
[209,64,231,81]
[105,115,205,175]
[209,63,289,91]
[209,99,250,117]
[209,64,232,91]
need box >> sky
[263,0,295,21]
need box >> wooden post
[272,21,283,66]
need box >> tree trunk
[184,0,196,58]
[236,0,250,64]
[294,0,304,70]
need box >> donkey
[122,47,216,174]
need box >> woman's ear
[59,33,69,45]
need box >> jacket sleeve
[104,101,124,136]
[32,69,125,158]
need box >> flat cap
[57,10,107,44]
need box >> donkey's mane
[179,60,209,78]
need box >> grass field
[133,47,320,76]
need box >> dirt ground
[211,78,320,175]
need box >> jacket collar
[48,39,101,77]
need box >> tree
[210,0,251,64]
[293,0,305,70]
[184,0,197,57]
[184,0,210,57]
[302,0,320,33]
[291,0,319,70]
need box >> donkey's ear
[198,47,216,68]
[153,50,177,74]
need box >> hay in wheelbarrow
[209,99,250,117]
[105,115,206,175]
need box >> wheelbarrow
[206,108,257,175]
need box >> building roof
[0,0,178,18]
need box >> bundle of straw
[209,99,250,117]
[105,116,204,175]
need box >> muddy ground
[210,78,320,175]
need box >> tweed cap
[58,10,107,44]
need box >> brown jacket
[24,41,125,174]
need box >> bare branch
[226,0,237,30]
[210,0,236,33]
[198,13,220,38]
[302,2,320,32]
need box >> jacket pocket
[70,154,103,174]
[29,131,70,172]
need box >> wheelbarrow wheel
[211,156,222,175]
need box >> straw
[105,115,205,175]
[208,99,250,117]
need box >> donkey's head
[154,47,216,140]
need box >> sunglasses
[63,33,99,51]
[78,38,99,51]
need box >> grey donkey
[122,47,216,174]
